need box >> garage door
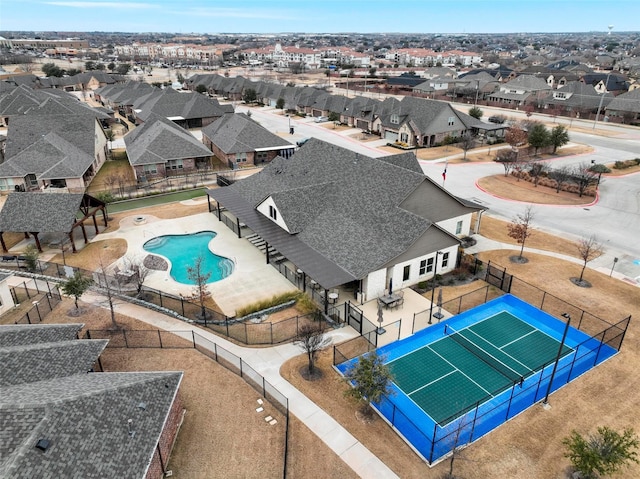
[385,131,398,142]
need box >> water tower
[608,25,614,35]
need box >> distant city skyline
[1,0,637,35]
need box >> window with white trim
[447,117,455,126]
[143,164,157,175]
[268,205,277,220]
[456,221,463,235]
[419,259,427,275]
[167,159,183,170]
[390,114,400,124]
[403,265,410,281]
[426,257,434,273]
[236,152,247,163]
[442,252,450,268]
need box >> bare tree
[122,255,150,297]
[572,163,600,197]
[549,166,572,193]
[527,161,548,187]
[459,132,475,161]
[102,173,120,197]
[187,256,212,324]
[294,324,332,376]
[495,150,517,177]
[507,205,535,261]
[575,235,604,284]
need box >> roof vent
[35,438,51,452]
[137,402,147,411]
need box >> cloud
[45,1,156,9]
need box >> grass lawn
[24,158,639,478]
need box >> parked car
[488,115,506,124]
[296,137,311,147]
[314,116,329,123]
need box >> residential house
[207,139,484,301]
[124,115,214,182]
[0,323,183,479]
[0,272,15,315]
[605,89,640,123]
[580,73,629,95]
[201,113,295,168]
[543,81,612,117]
[132,87,233,128]
[487,74,552,107]
[374,96,480,147]
[0,109,109,193]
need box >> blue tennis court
[336,294,620,463]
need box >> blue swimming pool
[143,231,234,285]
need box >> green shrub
[418,281,429,289]
[614,160,626,169]
[95,192,115,203]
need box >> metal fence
[10,279,63,325]
[2,259,325,346]
[87,328,290,478]
[373,311,630,464]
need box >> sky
[1,0,638,35]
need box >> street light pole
[592,70,612,130]
[593,26,613,130]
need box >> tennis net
[445,325,530,384]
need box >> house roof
[0,192,85,233]
[208,139,482,289]
[606,88,640,114]
[201,113,293,154]
[0,324,183,479]
[124,114,212,166]
[545,81,612,110]
[134,88,232,122]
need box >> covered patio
[0,192,108,254]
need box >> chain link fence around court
[335,255,631,368]
[86,328,290,478]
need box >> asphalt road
[242,103,640,283]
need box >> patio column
[0,233,6,253]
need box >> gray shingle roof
[134,88,232,122]
[0,323,83,347]
[124,115,212,166]
[0,192,85,233]
[209,139,480,288]
[201,113,293,154]
[0,324,183,479]
[606,88,640,114]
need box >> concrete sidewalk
[80,290,401,479]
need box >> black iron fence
[10,279,63,325]
[86,328,289,478]
[2,260,327,346]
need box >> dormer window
[390,114,400,124]
[269,205,277,221]
[447,117,455,126]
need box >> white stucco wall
[437,214,472,237]
[364,245,458,300]
[256,196,291,232]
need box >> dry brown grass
[478,175,595,207]
[283,251,640,479]
[28,297,354,478]
[479,215,581,258]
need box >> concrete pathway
[77,289,401,479]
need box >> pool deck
[98,211,298,317]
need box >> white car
[314,116,328,123]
